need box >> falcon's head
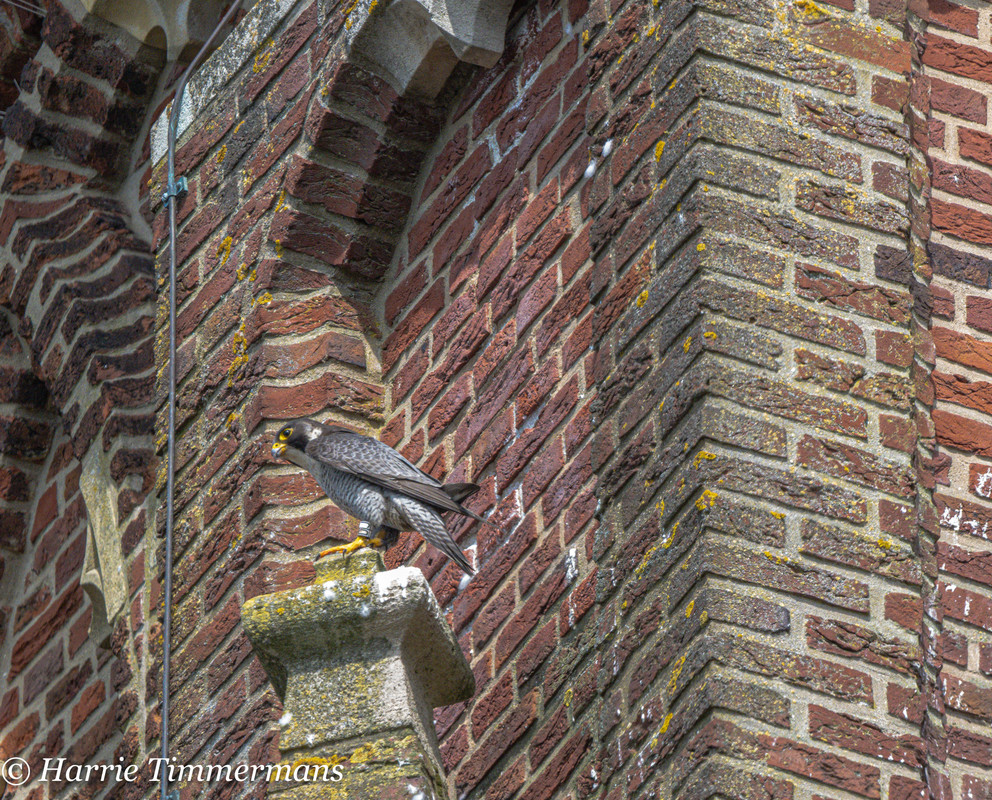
[271,418,354,465]
[272,419,326,464]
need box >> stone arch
[80,0,232,57]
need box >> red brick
[934,199,992,245]
[941,580,992,631]
[9,584,82,678]
[383,279,445,371]
[872,75,908,111]
[924,34,991,82]
[934,408,992,457]
[809,704,922,766]
[875,331,913,367]
[960,127,992,168]
[792,7,910,74]
[456,692,537,791]
[69,680,105,735]
[933,76,987,122]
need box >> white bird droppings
[565,548,578,583]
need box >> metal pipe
[161,3,242,799]
[0,0,46,17]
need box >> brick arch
[0,0,159,497]
[0,1,43,111]
[0,0,161,788]
[217,0,523,549]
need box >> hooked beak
[272,441,286,460]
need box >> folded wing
[305,431,482,519]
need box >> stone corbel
[346,0,517,97]
[79,443,128,646]
[242,551,474,799]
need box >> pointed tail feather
[422,520,475,576]
[402,498,475,575]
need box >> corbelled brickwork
[0,0,991,799]
[0,1,161,798]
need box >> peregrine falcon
[271,418,482,574]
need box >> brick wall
[0,2,160,798]
[1,0,992,799]
[917,3,992,798]
[379,2,598,797]
[382,1,982,799]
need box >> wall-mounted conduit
[161,3,241,799]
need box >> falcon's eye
[279,428,293,441]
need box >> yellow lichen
[662,521,679,549]
[668,655,686,694]
[693,451,716,468]
[253,41,273,73]
[793,0,829,20]
[659,713,673,734]
[564,688,573,707]
[217,236,232,266]
[685,600,695,618]
[636,289,650,307]
[228,325,249,387]
[654,140,665,161]
[703,331,717,340]
[696,242,706,251]
[683,336,692,353]
[695,490,717,510]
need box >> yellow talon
[317,535,384,559]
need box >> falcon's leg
[357,520,385,547]
[316,519,387,559]
[380,527,400,548]
[318,536,376,558]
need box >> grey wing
[305,432,470,516]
